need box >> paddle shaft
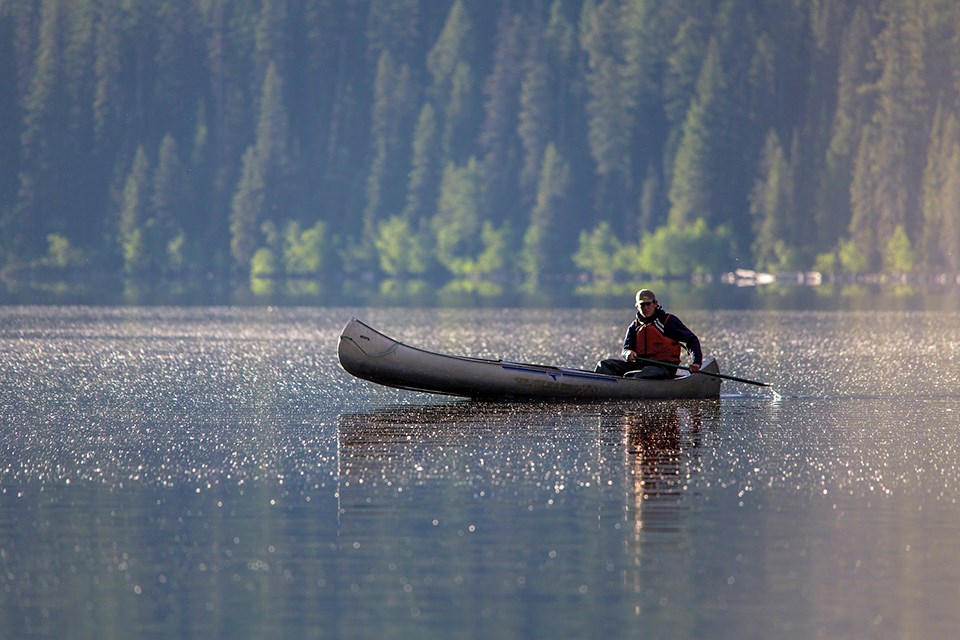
[633,356,772,387]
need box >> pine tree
[750,130,796,271]
[865,0,927,263]
[668,38,723,228]
[366,0,420,66]
[517,29,550,201]
[15,0,66,259]
[432,157,481,276]
[477,6,524,226]
[152,134,186,272]
[403,103,440,222]
[229,61,290,271]
[815,5,873,253]
[230,146,264,270]
[364,50,415,240]
[119,146,151,275]
[521,143,570,283]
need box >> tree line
[2,0,959,289]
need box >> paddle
[632,356,773,388]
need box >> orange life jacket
[635,315,681,364]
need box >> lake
[2,305,960,639]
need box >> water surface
[2,306,959,639]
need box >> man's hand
[689,363,700,373]
[622,349,637,362]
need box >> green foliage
[433,158,482,276]
[750,130,797,271]
[44,233,86,269]
[283,221,327,275]
[634,219,734,276]
[883,224,915,274]
[230,146,264,270]
[573,222,623,281]
[475,221,510,275]
[813,251,838,275]
[838,237,869,275]
[521,144,570,282]
[119,146,151,275]
[250,248,277,278]
[374,216,431,277]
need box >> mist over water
[2,306,960,638]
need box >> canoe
[337,317,722,400]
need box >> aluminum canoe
[337,317,721,400]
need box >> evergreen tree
[941,142,960,271]
[426,0,476,163]
[254,0,288,89]
[0,10,20,227]
[521,143,570,283]
[230,146,264,271]
[581,0,633,228]
[869,0,927,256]
[119,146,151,275]
[815,5,873,253]
[923,104,960,270]
[517,28,550,201]
[477,6,524,226]
[750,130,796,271]
[363,50,415,241]
[14,0,66,260]
[229,59,292,272]
[432,157,481,276]
[152,134,187,272]
[366,0,420,66]
[668,38,723,228]
[403,103,441,222]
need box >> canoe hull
[337,318,721,400]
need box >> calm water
[2,306,960,639]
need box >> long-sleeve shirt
[621,308,703,366]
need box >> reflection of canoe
[337,318,722,400]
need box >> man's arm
[665,316,702,365]
[621,323,637,361]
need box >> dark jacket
[622,306,703,366]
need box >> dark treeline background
[2,0,959,288]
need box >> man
[595,289,703,379]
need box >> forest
[2,0,959,291]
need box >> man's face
[636,299,656,318]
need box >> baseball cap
[635,289,656,304]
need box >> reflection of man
[595,289,702,379]
[619,405,703,538]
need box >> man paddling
[595,289,703,379]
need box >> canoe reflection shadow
[604,403,711,538]
[338,400,714,519]
[337,401,587,489]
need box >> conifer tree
[521,144,570,283]
[15,0,66,259]
[477,7,524,225]
[432,157,481,276]
[119,146,151,274]
[152,134,186,272]
[669,38,723,228]
[230,146,264,271]
[750,130,796,271]
[229,62,290,271]
[403,103,440,222]
[849,0,928,271]
[581,0,633,224]
[815,5,873,253]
